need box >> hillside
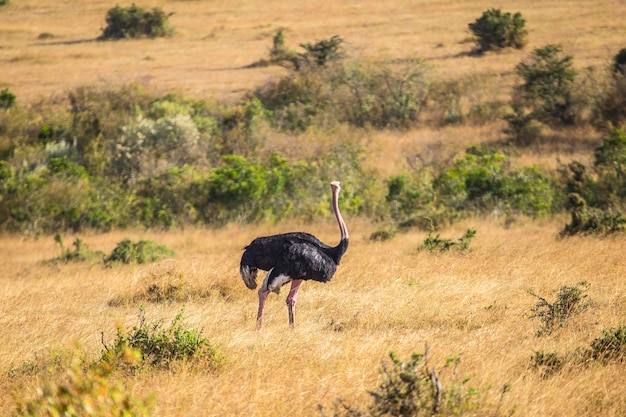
[2,0,625,104]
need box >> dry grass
[2,0,625,104]
[1,219,626,416]
[2,1,626,415]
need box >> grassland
[1,220,625,416]
[1,0,626,415]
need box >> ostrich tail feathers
[240,265,258,289]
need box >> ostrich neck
[332,187,349,243]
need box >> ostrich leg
[257,288,270,330]
[286,279,303,328]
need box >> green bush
[468,9,527,53]
[0,88,16,109]
[528,281,591,336]
[419,229,476,253]
[49,234,104,263]
[557,129,626,236]
[99,4,174,40]
[369,226,397,242]
[512,44,578,127]
[613,47,626,75]
[560,193,626,237]
[530,350,565,378]
[14,351,154,417]
[587,324,626,363]
[321,350,484,417]
[104,238,176,265]
[435,146,554,217]
[253,56,430,131]
[101,307,221,370]
[594,128,626,203]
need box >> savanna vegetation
[1,1,625,416]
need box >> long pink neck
[331,183,349,242]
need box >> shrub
[369,226,397,241]
[613,47,626,75]
[419,228,476,253]
[14,351,154,417]
[559,193,626,236]
[269,30,299,65]
[253,56,430,131]
[0,88,16,109]
[528,281,591,336]
[593,128,626,203]
[99,4,174,40]
[558,129,626,236]
[468,9,527,53]
[530,350,565,378]
[325,349,483,416]
[587,324,626,363]
[512,44,578,127]
[435,146,555,217]
[50,234,104,263]
[101,307,221,370]
[299,35,345,68]
[104,238,176,265]
[268,32,345,71]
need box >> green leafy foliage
[369,226,397,242]
[559,193,626,236]
[299,35,345,68]
[360,351,479,417]
[14,351,154,417]
[528,281,591,336]
[435,146,554,217]
[50,234,104,263]
[321,349,483,417]
[269,30,299,65]
[0,88,16,109]
[512,44,578,127]
[558,129,626,236]
[587,324,626,363]
[594,128,626,194]
[99,4,174,40]
[469,9,528,53]
[419,229,476,253]
[104,238,176,265]
[101,307,221,371]
[1,38,626,235]
[253,54,430,131]
[267,31,344,71]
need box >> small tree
[469,9,527,53]
[99,4,174,40]
[300,35,345,68]
[512,44,578,127]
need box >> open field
[2,0,626,415]
[1,219,625,416]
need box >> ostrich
[240,181,349,330]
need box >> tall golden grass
[2,0,626,415]
[1,219,625,416]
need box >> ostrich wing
[280,242,337,283]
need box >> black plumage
[239,181,349,329]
